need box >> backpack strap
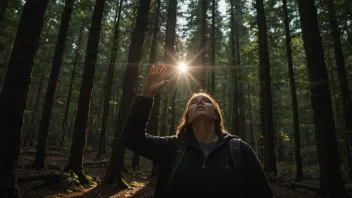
[229,138,244,180]
[166,141,185,193]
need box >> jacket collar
[177,125,238,147]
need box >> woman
[122,65,273,197]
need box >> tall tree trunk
[238,81,246,140]
[63,0,106,184]
[0,0,49,196]
[247,82,255,149]
[327,53,348,165]
[282,0,302,179]
[234,2,246,141]
[103,0,151,186]
[198,0,207,90]
[0,47,11,87]
[86,92,95,145]
[210,0,216,96]
[23,73,45,146]
[33,0,75,168]
[68,101,78,139]
[60,26,84,150]
[325,0,352,178]
[259,65,265,163]
[296,0,348,196]
[229,0,239,136]
[146,0,161,177]
[98,0,123,157]
[256,0,276,173]
[92,91,105,147]
[91,69,109,147]
[162,0,177,135]
[169,88,177,135]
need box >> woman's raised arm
[121,65,176,163]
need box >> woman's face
[187,95,217,124]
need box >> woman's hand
[142,64,169,98]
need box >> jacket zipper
[202,158,206,169]
[198,141,225,169]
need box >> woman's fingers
[149,65,155,75]
[160,66,167,78]
[156,64,163,74]
[158,80,170,89]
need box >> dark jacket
[122,96,274,198]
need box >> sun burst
[178,63,187,72]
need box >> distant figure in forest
[122,65,273,197]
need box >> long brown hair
[175,91,229,135]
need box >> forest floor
[16,146,352,198]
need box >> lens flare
[179,63,187,72]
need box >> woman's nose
[197,99,203,105]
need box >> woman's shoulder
[226,134,254,153]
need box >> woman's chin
[189,114,214,123]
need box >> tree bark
[247,82,255,149]
[67,101,78,138]
[132,152,140,167]
[33,0,75,169]
[256,0,276,173]
[325,0,352,178]
[296,0,348,196]
[230,0,239,136]
[198,0,207,90]
[0,0,49,196]
[93,88,104,147]
[23,73,45,146]
[234,2,246,141]
[103,0,151,186]
[63,0,106,184]
[282,0,303,179]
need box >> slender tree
[247,81,255,149]
[230,0,239,136]
[235,0,246,141]
[63,0,106,184]
[210,0,216,95]
[296,0,348,196]
[161,0,177,135]
[23,73,45,146]
[0,0,49,196]
[198,0,207,90]
[103,0,152,186]
[98,0,124,157]
[256,0,276,173]
[146,0,161,176]
[33,0,75,168]
[282,0,303,178]
[325,0,352,176]
[60,26,84,150]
